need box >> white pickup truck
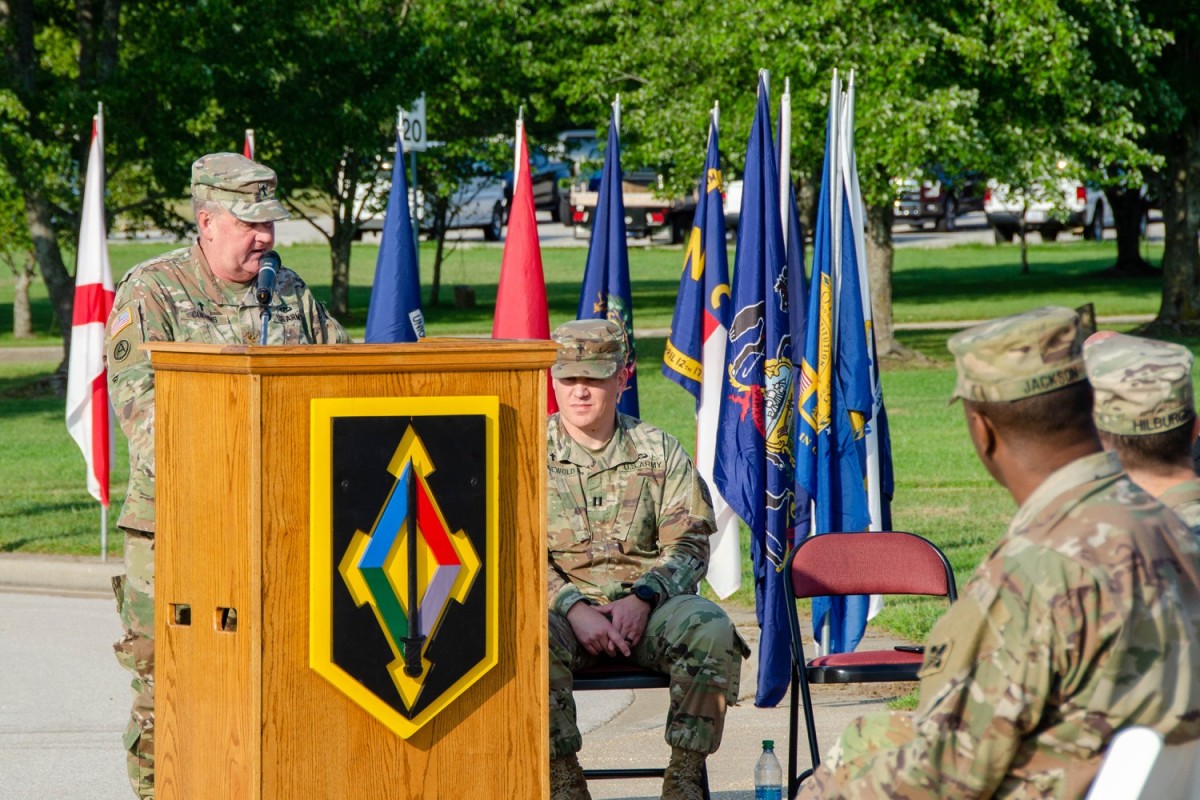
[984,177,1111,243]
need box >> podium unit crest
[310,397,499,738]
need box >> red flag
[243,128,255,160]
[66,109,115,507]
[493,121,557,413]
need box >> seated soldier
[798,306,1200,799]
[1084,331,1200,532]
[545,319,748,800]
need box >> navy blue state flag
[578,116,638,416]
[713,76,795,707]
[365,133,425,343]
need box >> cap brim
[227,199,290,223]
[551,361,620,380]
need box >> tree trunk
[1105,186,1154,275]
[429,198,449,308]
[864,202,911,359]
[23,188,73,377]
[328,222,353,318]
[1156,124,1200,324]
[11,255,34,338]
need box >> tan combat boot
[550,753,591,800]
[661,747,707,800]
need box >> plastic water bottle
[754,739,783,800]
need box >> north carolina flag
[662,113,740,599]
[66,109,115,507]
[494,119,557,413]
[365,132,425,343]
[577,116,638,416]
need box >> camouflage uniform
[1084,331,1200,535]
[105,153,348,799]
[545,320,747,762]
[799,307,1200,799]
[1158,480,1200,532]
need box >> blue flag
[578,116,638,416]
[662,114,741,599]
[713,76,795,707]
[365,134,425,343]
[794,76,876,653]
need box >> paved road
[0,590,130,799]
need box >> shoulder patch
[110,306,133,336]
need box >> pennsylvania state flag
[662,113,741,599]
[578,116,638,416]
[713,75,795,707]
[794,74,876,653]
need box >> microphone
[256,250,279,306]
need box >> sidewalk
[0,552,910,798]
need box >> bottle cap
[762,739,774,748]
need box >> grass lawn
[0,233,1177,647]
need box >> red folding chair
[784,531,957,798]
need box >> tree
[0,163,35,337]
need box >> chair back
[1086,727,1200,799]
[787,531,956,602]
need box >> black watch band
[632,584,659,609]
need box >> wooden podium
[146,340,556,800]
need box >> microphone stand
[259,299,272,344]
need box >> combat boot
[661,747,707,800]
[550,753,591,800]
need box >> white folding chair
[1086,727,1200,799]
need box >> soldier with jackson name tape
[797,306,1200,799]
[545,319,748,800]
[1084,331,1200,533]
[104,153,349,799]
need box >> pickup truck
[568,167,698,244]
[984,178,1111,243]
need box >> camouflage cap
[947,306,1087,403]
[551,319,628,379]
[1084,332,1195,435]
[191,152,289,223]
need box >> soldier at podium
[545,319,748,800]
[104,153,348,799]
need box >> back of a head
[1084,332,1197,472]
[948,306,1097,445]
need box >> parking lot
[311,210,1164,250]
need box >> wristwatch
[631,584,660,609]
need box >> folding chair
[573,660,712,799]
[784,531,957,798]
[1086,726,1200,799]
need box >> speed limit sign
[400,95,427,152]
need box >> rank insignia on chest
[309,397,499,738]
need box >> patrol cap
[1083,331,1195,436]
[190,152,289,223]
[947,306,1087,403]
[551,319,628,379]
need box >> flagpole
[779,79,791,251]
[98,103,108,563]
[514,106,524,194]
[829,70,843,342]
[612,94,620,134]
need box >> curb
[0,552,122,598]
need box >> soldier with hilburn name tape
[798,306,1200,799]
[545,319,748,800]
[104,153,348,799]
[1084,330,1200,534]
